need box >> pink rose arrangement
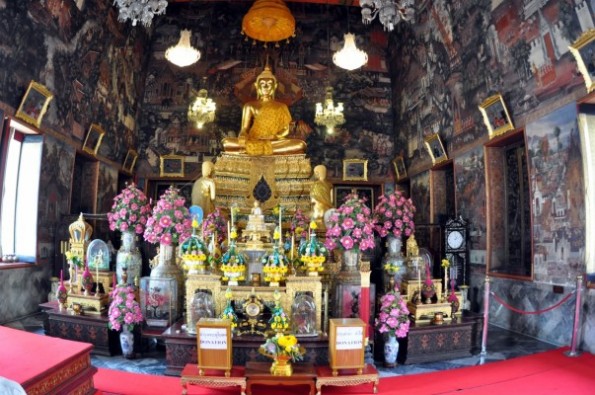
[202,207,228,246]
[373,190,416,239]
[143,186,192,245]
[324,192,375,252]
[290,208,309,239]
[107,183,152,234]
[375,287,410,338]
[108,285,144,332]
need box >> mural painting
[526,103,585,284]
[96,163,119,239]
[390,0,593,172]
[410,170,430,225]
[454,147,487,262]
[136,4,394,180]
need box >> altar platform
[163,319,330,376]
[0,325,96,394]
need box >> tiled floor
[4,313,559,378]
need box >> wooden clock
[445,216,468,287]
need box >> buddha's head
[313,164,327,181]
[202,161,214,177]
[255,66,278,99]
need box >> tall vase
[119,327,135,359]
[384,334,399,368]
[150,243,182,324]
[382,236,405,292]
[116,230,142,285]
[342,249,360,272]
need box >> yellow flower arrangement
[441,258,450,268]
[259,333,305,362]
[384,261,402,275]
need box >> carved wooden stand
[180,364,246,395]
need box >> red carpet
[94,348,595,395]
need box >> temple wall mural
[136,3,394,181]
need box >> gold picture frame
[123,149,138,173]
[342,159,368,181]
[570,29,595,93]
[478,93,514,139]
[160,154,185,177]
[392,155,407,181]
[424,133,448,165]
[82,124,105,155]
[15,81,53,128]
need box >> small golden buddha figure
[222,66,306,156]
[191,161,216,216]
[310,164,333,224]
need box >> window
[0,118,43,263]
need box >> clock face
[245,302,261,317]
[447,230,464,250]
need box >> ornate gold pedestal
[407,301,453,323]
[68,292,109,316]
[95,271,115,294]
[401,278,442,301]
[214,153,312,212]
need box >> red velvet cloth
[0,325,92,384]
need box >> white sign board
[335,326,363,350]
[199,327,228,350]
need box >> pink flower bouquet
[373,190,416,239]
[375,288,410,338]
[108,285,144,332]
[324,192,375,252]
[290,208,309,239]
[202,207,228,246]
[143,186,192,245]
[107,183,152,234]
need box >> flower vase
[150,243,182,323]
[56,270,68,311]
[421,281,436,304]
[119,327,135,359]
[81,263,93,296]
[271,354,293,376]
[116,230,142,285]
[342,249,360,272]
[384,335,399,368]
[382,236,405,291]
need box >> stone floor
[4,312,561,378]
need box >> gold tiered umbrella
[242,0,295,43]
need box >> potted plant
[375,287,410,367]
[108,285,144,358]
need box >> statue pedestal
[213,153,312,212]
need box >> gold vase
[270,354,293,376]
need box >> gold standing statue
[310,164,333,227]
[192,161,216,216]
[223,66,306,156]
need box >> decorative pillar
[359,261,374,365]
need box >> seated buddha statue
[222,66,306,156]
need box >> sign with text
[335,326,364,350]
[199,327,228,350]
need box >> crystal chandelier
[333,33,368,70]
[315,87,345,134]
[165,30,201,68]
[188,89,216,129]
[113,0,168,27]
[360,0,415,32]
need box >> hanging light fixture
[315,87,345,134]
[188,89,216,129]
[242,0,295,45]
[360,0,416,32]
[113,0,168,27]
[333,33,368,70]
[165,30,201,68]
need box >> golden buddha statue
[191,161,216,216]
[222,66,306,156]
[310,164,333,224]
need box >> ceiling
[168,0,360,6]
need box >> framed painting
[160,154,185,177]
[15,81,54,128]
[334,185,374,208]
[424,133,448,165]
[123,149,138,173]
[392,155,407,181]
[478,94,514,139]
[570,29,595,93]
[82,124,105,155]
[342,159,368,181]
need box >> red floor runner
[94,348,595,395]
